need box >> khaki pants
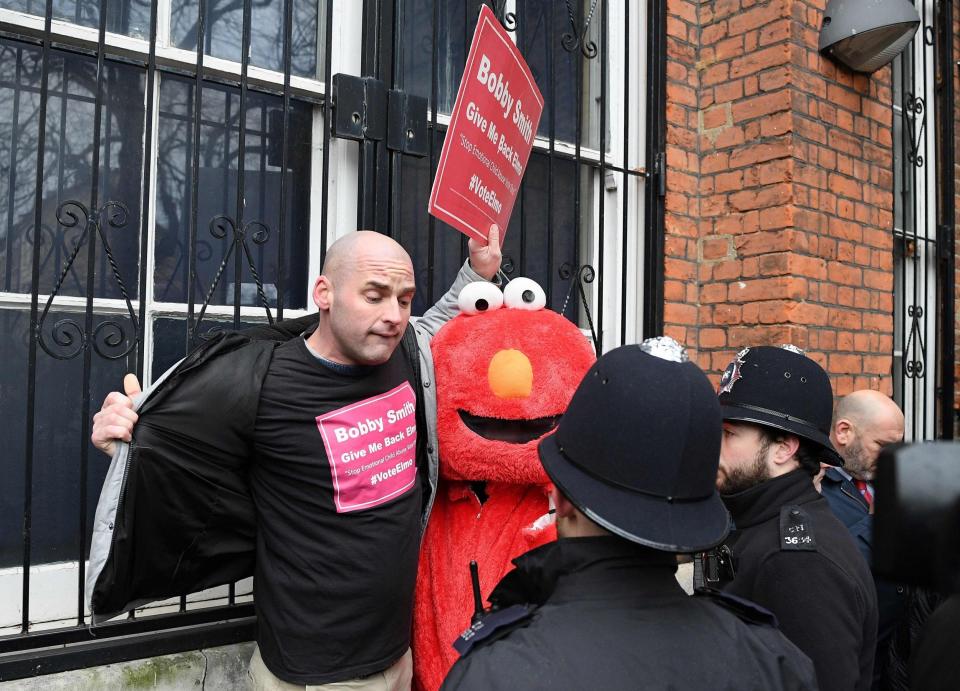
[247,646,413,691]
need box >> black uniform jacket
[442,536,817,691]
[721,470,878,691]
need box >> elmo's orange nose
[488,349,533,398]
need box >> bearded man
[822,390,906,687]
[709,346,878,691]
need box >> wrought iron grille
[891,0,955,441]
[0,0,666,678]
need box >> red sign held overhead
[428,5,544,243]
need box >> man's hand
[91,374,142,458]
[468,223,502,280]
[812,463,828,493]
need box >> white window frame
[892,0,937,442]
[585,0,646,351]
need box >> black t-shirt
[250,336,423,684]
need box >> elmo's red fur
[412,305,595,690]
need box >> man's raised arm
[415,223,502,338]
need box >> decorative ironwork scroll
[36,200,138,360]
[904,94,926,168]
[903,305,925,379]
[559,262,599,352]
[482,1,516,31]
[562,0,600,59]
[192,214,274,338]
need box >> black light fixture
[819,0,921,73]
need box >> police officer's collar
[720,469,821,528]
[488,536,677,608]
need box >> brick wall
[662,0,702,357]
[663,0,896,396]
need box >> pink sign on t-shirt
[316,382,419,513]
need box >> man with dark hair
[442,339,817,691]
[710,345,879,691]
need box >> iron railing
[891,0,955,441]
[0,0,665,679]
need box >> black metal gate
[0,0,665,679]
[350,0,664,346]
[891,0,955,441]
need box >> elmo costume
[412,278,596,691]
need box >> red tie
[854,479,873,508]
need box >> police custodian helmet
[718,345,843,466]
[537,338,731,553]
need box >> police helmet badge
[639,336,689,363]
[719,347,749,394]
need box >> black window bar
[934,0,955,440]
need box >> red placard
[428,5,544,243]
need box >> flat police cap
[718,345,843,466]
[537,339,731,553]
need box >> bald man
[90,229,501,690]
[831,390,904,484]
[821,390,905,688]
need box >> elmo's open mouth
[458,410,561,444]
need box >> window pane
[0,0,153,38]
[170,0,323,79]
[0,39,41,294]
[511,152,580,310]
[397,0,603,147]
[396,1,468,115]
[517,0,603,148]
[0,37,145,300]
[154,75,311,311]
[151,315,266,379]
[0,308,132,568]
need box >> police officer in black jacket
[442,339,817,691]
[710,345,878,691]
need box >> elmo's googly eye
[503,277,546,311]
[458,282,504,315]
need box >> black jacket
[86,327,426,619]
[909,593,960,691]
[86,260,477,620]
[820,468,907,646]
[721,470,878,691]
[820,467,909,690]
[442,536,817,691]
